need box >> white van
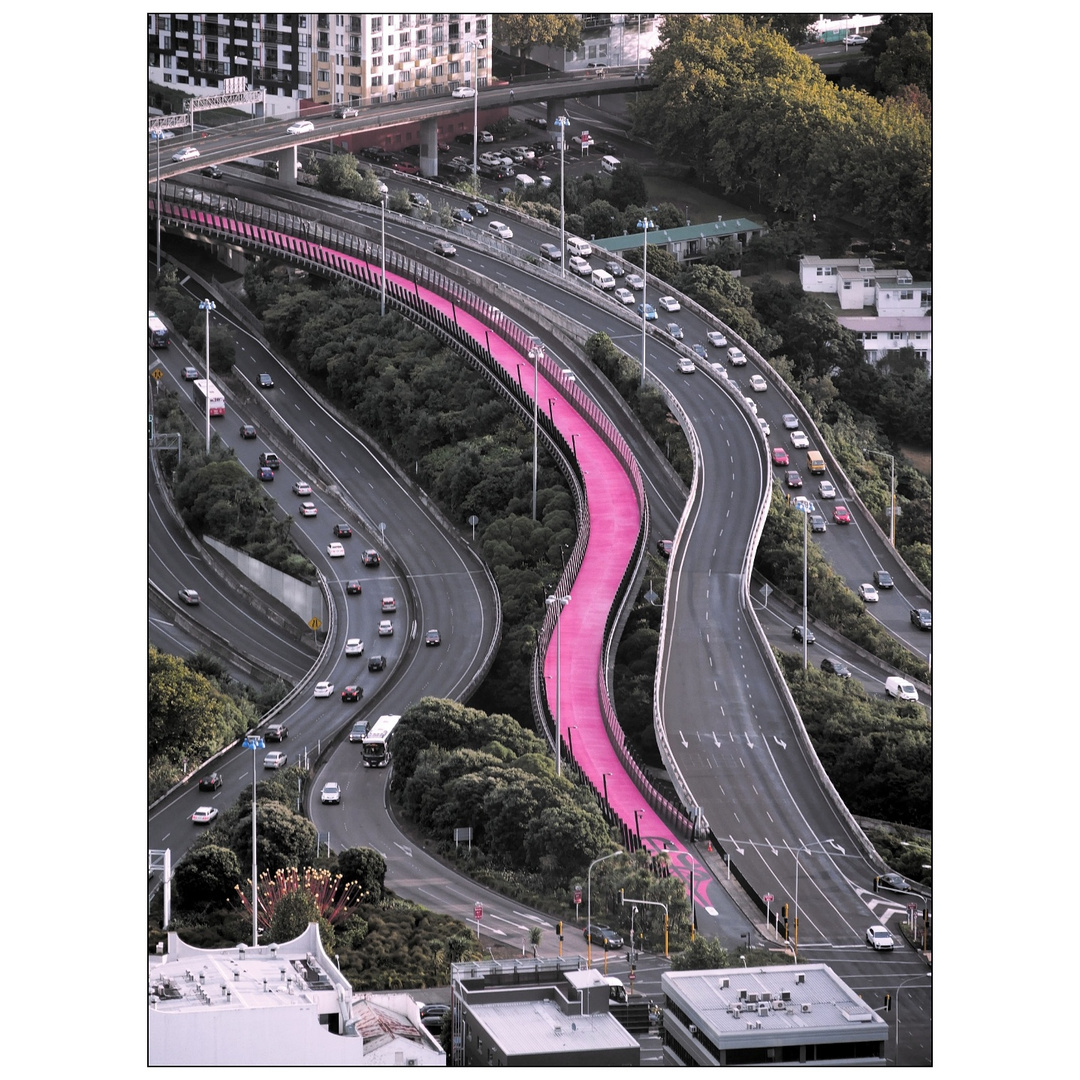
[515,173,535,190]
[600,155,621,174]
[591,268,616,290]
[885,677,919,702]
[566,235,593,258]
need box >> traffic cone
[708,841,712,853]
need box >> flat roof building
[662,963,887,1066]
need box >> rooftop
[594,217,765,253]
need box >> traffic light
[556,921,562,938]
[619,888,624,905]
[149,413,154,442]
[884,993,891,1012]
[874,875,880,893]
[781,904,789,940]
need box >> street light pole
[380,194,387,317]
[528,341,543,519]
[546,592,571,775]
[555,116,568,279]
[242,733,265,946]
[894,973,932,1066]
[636,216,654,387]
[587,850,624,968]
[198,298,216,453]
[865,448,897,546]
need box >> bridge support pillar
[420,116,440,178]
[280,144,298,187]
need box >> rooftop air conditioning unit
[689,1025,698,1035]
[801,1002,812,1013]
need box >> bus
[193,379,225,417]
[148,311,170,349]
[362,714,402,767]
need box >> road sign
[574,885,582,905]
[474,901,483,920]
[763,893,773,904]
[151,368,164,380]
[308,616,322,630]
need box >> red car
[771,447,789,466]
[832,505,852,524]
[392,160,420,175]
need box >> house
[593,217,767,267]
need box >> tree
[337,847,388,902]
[268,889,336,953]
[174,843,243,909]
[495,15,582,73]
[669,935,732,971]
[229,798,318,876]
[606,160,649,211]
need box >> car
[757,417,771,437]
[792,624,816,644]
[657,295,681,312]
[846,34,869,45]
[419,1003,450,1029]
[604,260,625,277]
[657,539,673,557]
[335,105,361,119]
[393,160,420,175]
[749,374,768,392]
[381,597,397,612]
[677,357,696,374]
[362,549,381,567]
[171,146,200,162]
[772,447,790,467]
[346,580,363,596]
[341,685,363,702]
[832,505,852,524]
[637,302,657,321]
[425,628,441,646]
[727,347,746,366]
[489,221,513,239]
[479,130,494,143]
[263,751,288,769]
[446,157,471,175]
[181,365,199,380]
[367,655,386,672]
[613,287,634,304]
[665,322,684,340]
[408,192,430,208]
[198,772,222,792]
[191,806,219,824]
[313,681,334,698]
[257,372,274,390]
[378,620,394,636]
[880,872,912,892]
[451,208,473,224]
[810,514,827,533]
[259,452,281,470]
[320,782,341,804]
[821,657,851,678]
[780,415,798,432]
[817,480,836,499]
[200,164,223,179]
[240,424,257,439]
[257,465,274,481]
[910,608,932,630]
[691,343,709,362]
[299,502,318,517]
[451,85,476,98]
[568,255,593,275]
[293,480,312,496]
[178,588,200,605]
[349,720,368,741]
[333,523,352,538]
[265,723,288,742]
[538,174,553,188]
[433,239,457,257]
[583,925,624,949]
[626,273,645,291]
[790,430,810,449]
[539,242,562,262]
[327,541,345,557]
[858,583,879,602]
[786,470,803,488]
[792,495,811,513]
[866,925,894,950]
[345,637,365,656]
[873,569,894,589]
[707,330,728,348]
[467,201,489,216]
[743,396,758,415]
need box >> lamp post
[793,494,810,668]
[151,130,163,272]
[545,592,571,775]
[602,771,612,809]
[587,850,624,968]
[894,973,932,1066]
[198,298,216,453]
[380,194,387,316]
[865,447,897,546]
[554,116,568,278]
[465,40,479,183]
[528,340,543,519]
[633,807,645,849]
[636,216,654,387]
[242,733,265,946]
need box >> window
[371,36,381,51]
[843,280,852,290]
[863,278,872,287]
[371,74,382,87]
[400,50,411,62]
[400,32,410,46]
[418,47,427,59]
[863,331,878,340]
[900,289,913,300]
[318,50,328,63]
[921,290,932,304]
[318,69,329,83]
[889,331,904,340]
[371,17,382,32]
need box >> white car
[677,358,696,374]
[345,638,365,657]
[293,480,312,495]
[320,782,342,804]
[790,430,810,449]
[171,146,200,163]
[568,256,592,275]
[479,130,494,143]
[866,925,894,950]
[657,295,681,312]
[727,346,746,365]
[378,620,394,636]
[707,330,728,347]
[818,480,837,499]
[538,174,553,188]
[749,374,768,392]
[846,34,868,45]
[782,413,799,430]
[313,681,334,697]
[327,542,345,557]
[757,417,771,437]
[743,396,758,415]
[381,596,397,612]
[489,221,513,239]
[263,751,288,769]
[858,583,880,602]
[626,273,644,291]
[451,86,476,98]
[287,119,315,135]
[191,806,219,824]
[614,287,634,304]
[710,362,728,379]
[479,151,502,166]
[299,502,318,517]
[178,588,201,605]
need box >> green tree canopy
[496,15,582,72]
